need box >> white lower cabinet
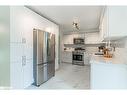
[22,44,33,88]
[10,61,23,89]
[84,53,90,65]
[62,51,72,63]
[91,63,127,89]
[10,43,24,89]
[10,43,33,89]
[23,58,33,88]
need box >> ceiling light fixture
[72,17,80,33]
[72,22,80,30]
[73,17,80,30]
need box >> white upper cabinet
[63,34,85,44]
[99,8,108,41]
[100,6,127,41]
[85,32,101,44]
[63,34,73,44]
[63,33,101,44]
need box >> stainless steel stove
[72,48,85,66]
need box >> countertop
[90,54,127,65]
[63,50,73,52]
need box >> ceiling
[28,6,104,32]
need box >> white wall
[10,6,59,88]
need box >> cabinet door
[10,8,23,43]
[22,44,33,88]
[22,57,33,88]
[10,43,24,89]
[22,31,33,88]
[63,35,69,44]
[102,8,108,39]
[108,6,127,37]
[63,35,73,44]
[10,25,24,43]
[101,6,127,40]
[99,23,103,41]
[10,42,33,89]
[62,52,72,63]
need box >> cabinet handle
[22,56,26,66]
[22,38,26,44]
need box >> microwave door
[74,38,84,44]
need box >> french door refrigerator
[33,29,55,86]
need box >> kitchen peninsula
[90,55,127,89]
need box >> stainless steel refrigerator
[33,29,55,86]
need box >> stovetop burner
[75,48,85,51]
[74,48,85,53]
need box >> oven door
[73,54,83,61]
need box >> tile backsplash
[113,37,127,63]
[112,37,127,48]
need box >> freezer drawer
[47,61,55,80]
[36,64,47,86]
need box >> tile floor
[28,63,90,89]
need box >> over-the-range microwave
[73,38,84,44]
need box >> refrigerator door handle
[38,62,48,66]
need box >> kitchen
[61,6,127,89]
[0,6,127,89]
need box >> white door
[22,43,33,88]
[22,30,33,88]
[10,38,33,89]
[10,43,24,89]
